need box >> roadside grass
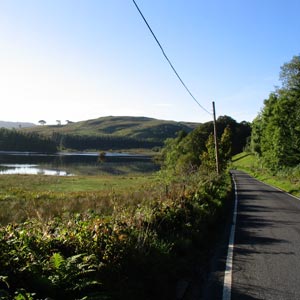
[231,152,300,198]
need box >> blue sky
[0,0,299,124]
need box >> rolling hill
[21,116,199,144]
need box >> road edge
[222,172,238,300]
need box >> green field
[0,173,153,193]
[0,174,158,225]
[231,152,300,197]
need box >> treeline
[0,128,57,153]
[0,128,162,153]
[51,133,162,151]
[251,55,300,170]
[161,116,251,174]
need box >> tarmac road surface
[198,170,300,300]
[230,170,300,300]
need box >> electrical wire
[132,0,212,115]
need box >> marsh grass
[0,174,153,192]
[0,174,159,225]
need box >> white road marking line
[222,174,238,300]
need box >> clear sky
[1,0,299,125]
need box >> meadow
[0,174,157,225]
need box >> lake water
[0,151,159,176]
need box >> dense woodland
[251,55,300,170]
[0,128,57,153]
[51,132,161,151]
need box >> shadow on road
[193,170,300,300]
[230,170,300,299]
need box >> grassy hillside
[21,116,198,143]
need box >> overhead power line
[132,0,212,115]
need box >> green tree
[280,55,300,91]
[161,117,250,175]
[160,130,189,174]
[200,133,216,172]
[252,55,300,169]
[250,115,262,155]
[200,126,233,172]
[220,125,232,167]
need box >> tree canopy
[0,128,57,153]
[251,55,300,169]
[161,116,251,175]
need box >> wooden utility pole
[212,101,220,175]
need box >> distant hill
[0,121,36,129]
[21,116,199,144]
[16,116,251,152]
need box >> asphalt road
[230,170,300,300]
[197,170,300,300]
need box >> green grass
[0,174,152,192]
[0,174,157,225]
[231,152,300,198]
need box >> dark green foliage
[220,126,233,164]
[0,128,57,153]
[250,115,262,155]
[51,132,161,151]
[216,116,251,155]
[200,126,232,172]
[251,55,300,169]
[161,116,250,174]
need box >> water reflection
[0,151,159,176]
[0,164,71,176]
